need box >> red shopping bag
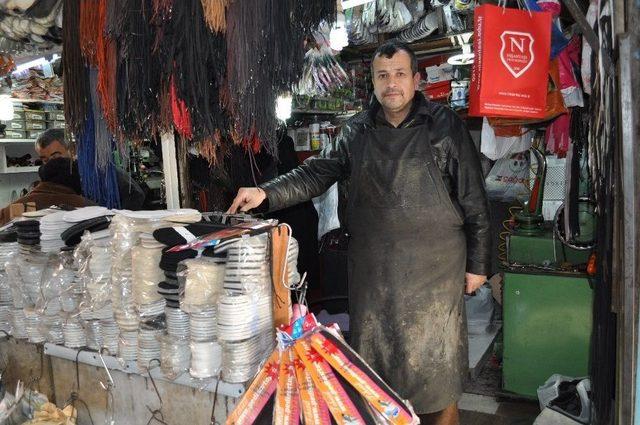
[469,4,552,119]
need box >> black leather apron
[346,124,468,414]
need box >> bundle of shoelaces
[63,0,337,196]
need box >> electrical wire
[497,205,523,264]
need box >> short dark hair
[371,39,419,75]
[35,129,68,150]
[38,157,82,195]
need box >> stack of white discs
[85,320,103,351]
[160,334,190,379]
[87,245,112,301]
[222,331,275,383]
[217,294,272,342]
[0,305,10,333]
[20,256,47,307]
[6,261,23,309]
[63,317,86,348]
[24,307,44,343]
[0,242,18,268]
[137,325,163,371]
[189,340,222,379]
[118,331,138,361]
[10,309,27,339]
[165,307,190,339]
[132,236,165,318]
[39,212,74,253]
[42,316,64,344]
[189,308,217,342]
[180,258,225,312]
[100,319,119,355]
[110,215,139,332]
[223,234,270,294]
[0,270,14,308]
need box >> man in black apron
[229,40,491,425]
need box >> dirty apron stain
[346,124,468,414]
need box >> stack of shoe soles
[14,220,41,249]
[152,223,227,309]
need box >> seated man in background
[35,129,145,210]
[0,157,96,225]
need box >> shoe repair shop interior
[0,0,636,424]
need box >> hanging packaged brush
[226,310,419,425]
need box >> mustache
[383,90,402,96]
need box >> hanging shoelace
[79,0,100,66]
[201,0,229,33]
[62,0,89,136]
[96,0,119,134]
[115,0,163,142]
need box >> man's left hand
[465,273,486,294]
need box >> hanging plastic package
[545,111,571,156]
[524,0,570,58]
[485,152,531,202]
[556,37,584,108]
[481,118,534,160]
[469,4,552,119]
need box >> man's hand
[465,273,486,295]
[227,187,267,214]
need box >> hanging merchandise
[485,59,568,126]
[225,0,322,155]
[200,0,230,33]
[485,151,531,202]
[114,0,163,142]
[226,312,419,425]
[76,92,122,209]
[469,4,552,119]
[398,10,439,43]
[523,0,569,58]
[545,110,571,156]
[160,0,229,150]
[0,0,63,46]
[481,118,534,160]
[62,0,89,136]
[96,0,118,133]
[296,47,350,98]
[556,36,584,108]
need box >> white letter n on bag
[500,31,535,78]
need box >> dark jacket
[115,169,145,210]
[261,92,491,275]
[0,182,97,226]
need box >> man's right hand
[227,187,267,214]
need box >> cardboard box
[27,130,44,139]
[1,130,26,139]
[24,110,46,121]
[425,63,454,84]
[3,120,25,130]
[25,121,47,131]
[47,120,65,129]
[46,111,65,121]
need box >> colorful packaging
[470,4,552,119]
[310,330,418,425]
[226,351,280,425]
[293,349,332,424]
[274,348,301,425]
[294,339,366,425]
